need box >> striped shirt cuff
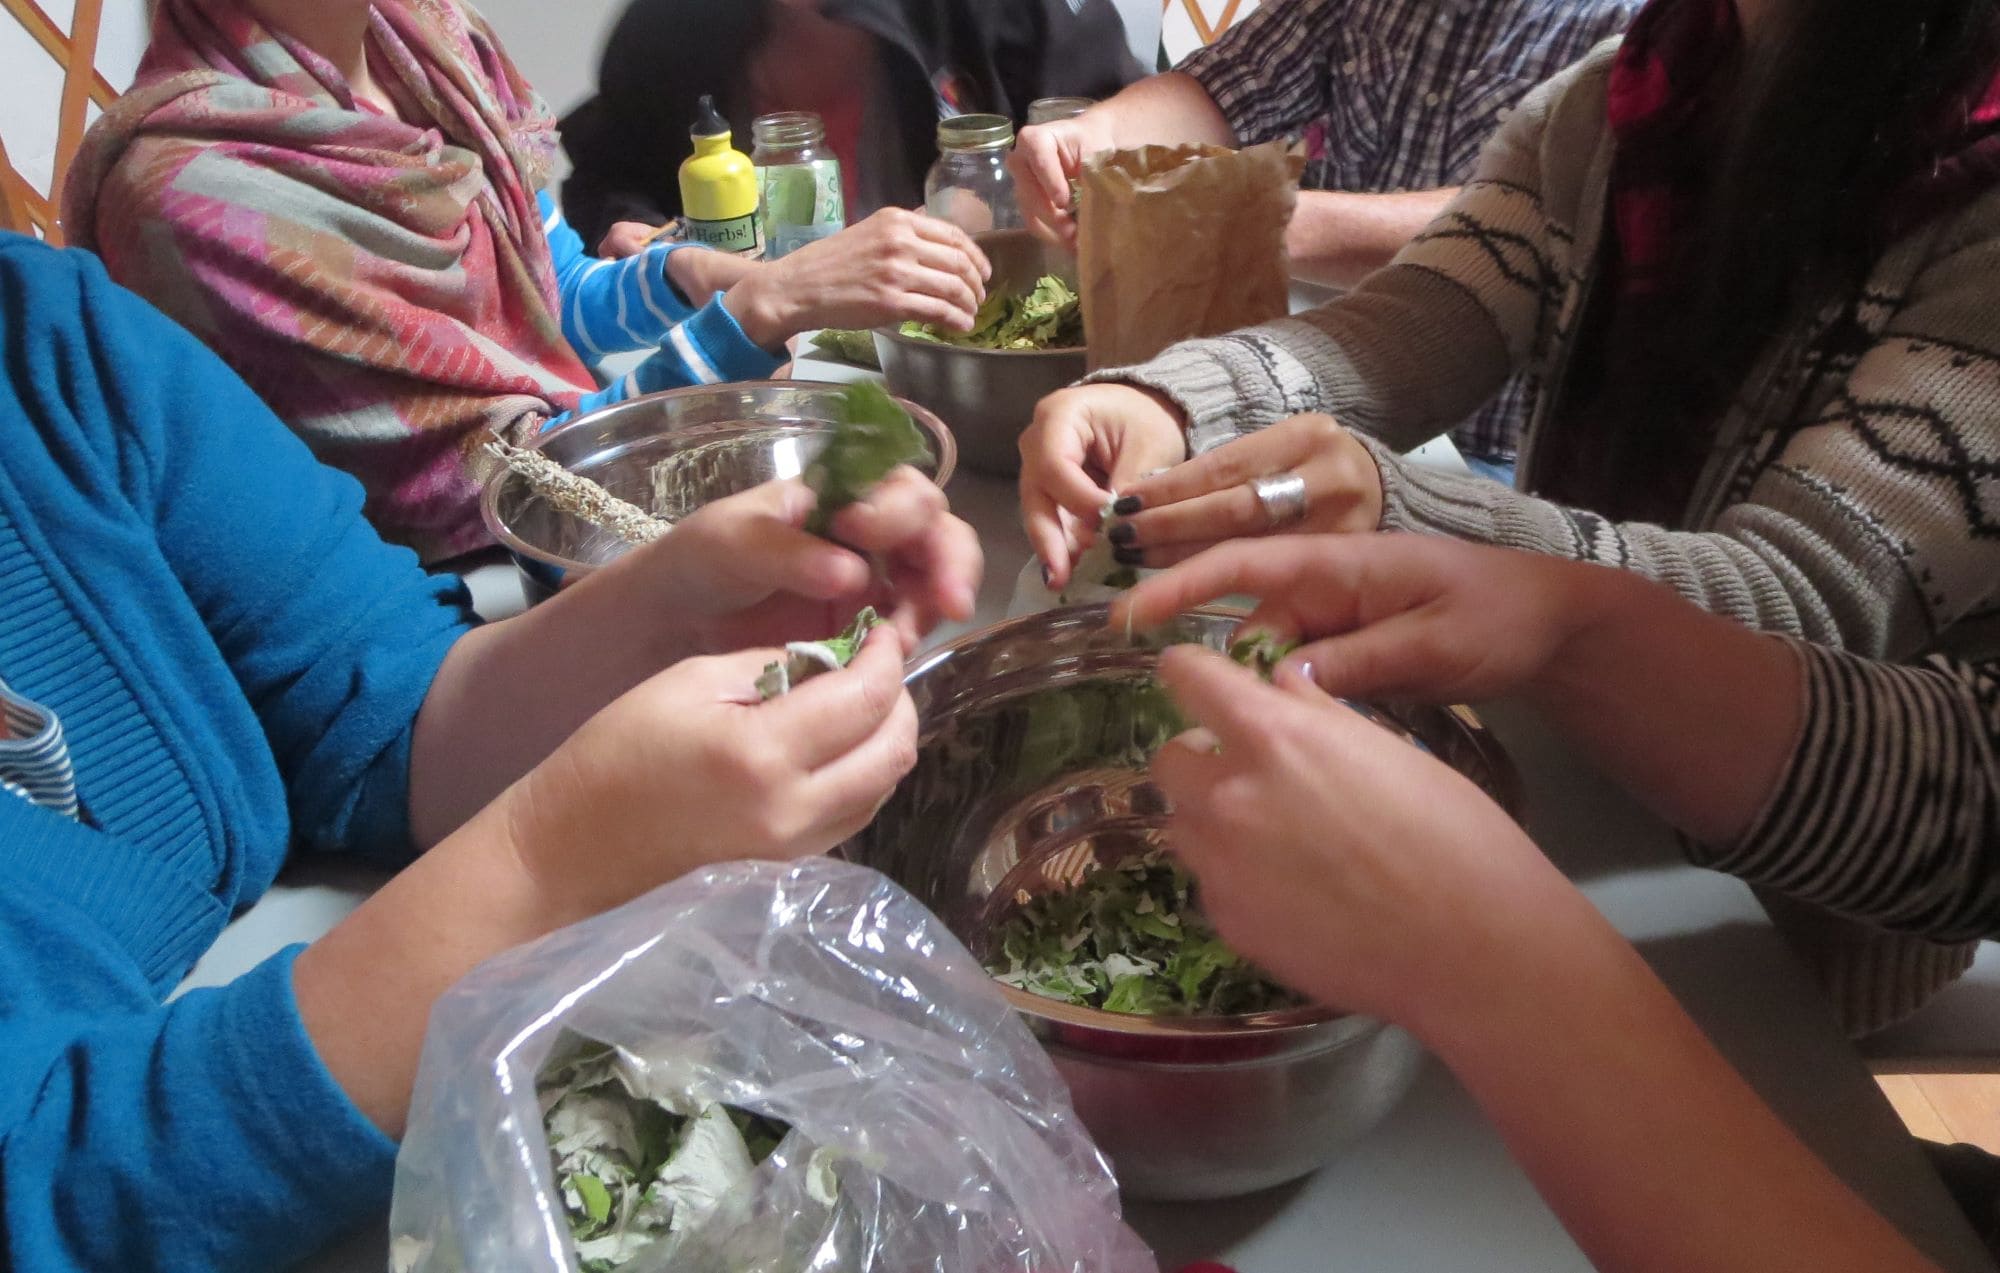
[1703,644,2000,942]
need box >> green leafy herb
[804,382,932,537]
[900,274,1084,351]
[757,608,882,699]
[1228,632,1299,679]
[807,328,881,369]
[539,1039,794,1273]
[987,849,1302,1017]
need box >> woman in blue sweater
[0,233,979,1272]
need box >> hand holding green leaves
[1111,533,1614,704]
[1152,642,1569,1028]
[757,608,883,699]
[499,639,917,927]
[804,383,934,536]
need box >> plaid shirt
[1182,0,1640,461]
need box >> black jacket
[559,0,1144,248]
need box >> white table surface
[222,359,1995,1272]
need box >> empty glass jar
[924,114,1020,234]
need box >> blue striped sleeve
[568,298,782,419]
[537,192,781,429]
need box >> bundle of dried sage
[486,440,671,548]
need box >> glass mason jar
[1026,97,1094,125]
[924,114,1020,234]
[750,111,846,260]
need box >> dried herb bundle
[487,440,670,548]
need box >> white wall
[471,0,626,117]
[1,0,148,202]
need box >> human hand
[599,220,667,258]
[1018,382,1190,587]
[1104,413,1383,571]
[1112,534,1616,704]
[572,469,982,654]
[723,208,992,346]
[1010,113,1119,245]
[1151,644,1573,1028]
[501,631,917,922]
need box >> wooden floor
[1878,1073,2000,1151]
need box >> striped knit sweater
[1105,41,2000,1031]
[1725,649,2000,1031]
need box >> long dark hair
[1579,0,2000,508]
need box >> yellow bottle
[679,95,760,256]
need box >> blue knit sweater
[0,235,475,1270]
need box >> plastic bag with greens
[388,858,1156,1273]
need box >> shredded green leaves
[900,275,1083,351]
[807,328,881,369]
[539,1040,793,1273]
[803,383,932,537]
[988,850,1302,1017]
[1228,632,1299,678]
[757,608,882,699]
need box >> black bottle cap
[691,94,732,141]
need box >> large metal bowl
[873,228,1088,479]
[840,605,1521,1201]
[480,381,955,602]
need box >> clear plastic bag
[388,858,1157,1273]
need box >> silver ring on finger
[1249,471,1310,530]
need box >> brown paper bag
[1076,142,1302,372]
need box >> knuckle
[1297,413,1344,446]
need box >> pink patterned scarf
[65,0,594,562]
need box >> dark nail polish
[1107,521,1137,546]
[1112,495,1143,516]
[1113,545,1144,567]
[1040,563,1053,587]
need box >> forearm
[294,794,585,1138]
[1287,188,1460,289]
[405,570,699,847]
[1423,886,1939,1273]
[1092,71,1237,149]
[1525,565,1803,846]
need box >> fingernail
[1107,521,1136,546]
[1113,545,1144,567]
[1295,661,1316,686]
[1040,562,1053,587]
[1112,495,1143,516]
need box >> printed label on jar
[758,160,845,261]
[684,212,761,255]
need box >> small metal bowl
[480,381,955,603]
[873,228,1088,479]
[840,604,1521,1200]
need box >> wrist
[721,269,794,350]
[1518,562,1648,708]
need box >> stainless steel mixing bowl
[840,605,1521,1200]
[480,381,955,602]
[873,228,1088,479]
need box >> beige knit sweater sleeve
[1362,206,2000,661]
[1102,43,2000,662]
